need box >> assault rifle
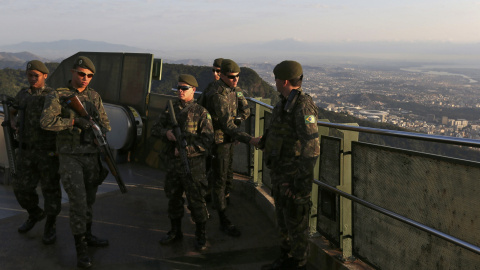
[65,95,127,193]
[1,95,17,177]
[167,100,191,175]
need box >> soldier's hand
[249,137,262,149]
[74,117,91,130]
[166,130,176,141]
[174,148,179,157]
[282,183,296,199]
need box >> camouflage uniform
[259,88,320,266]
[12,86,61,219]
[151,99,213,223]
[204,79,251,212]
[40,82,111,235]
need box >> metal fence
[247,97,480,270]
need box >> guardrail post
[310,119,331,235]
[338,124,359,261]
[251,99,268,186]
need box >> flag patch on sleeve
[236,92,244,97]
[305,115,316,124]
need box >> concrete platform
[0,163,282,269]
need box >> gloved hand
[74,117,91,130]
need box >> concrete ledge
[232,175,373,270]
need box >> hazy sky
[1,0,480,50]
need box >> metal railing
[246,97,480,264]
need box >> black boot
[261,248,290,270]
[42,215,56,245]
[74,234,92,269]
[85,222,109,247]
[18,208,45,233]
[218,210,241,237]
[194,222,207,251]
[159,218,183,245]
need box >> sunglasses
[177,85,193,91]
[226,74,240,79]
[212,69,221,73]
[74,70,94,78]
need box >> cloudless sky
[1,0,479,50]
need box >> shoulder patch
[236,92,244,98]
[207,113,212,120]
[304,115,316,124]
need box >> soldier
[251,61,320,270]
[211,58,223,81]
[197,58,223,203]
[10,60,62,245]
[203,59,254,237]
[151,74,213,251]
[40,56,110,269]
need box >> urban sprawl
[252,64,480,139]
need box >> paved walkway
[0,163,281,269]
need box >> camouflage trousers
[164,155,208,223]
[271,171,312,266]
[211,142,234,211]
[12,148,61,217]
[59,153,102,235]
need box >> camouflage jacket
[14,86,57,150]
[204,79,251,144]
[40,82,111,154]
[151,99,214,158]
[259,87,320,195]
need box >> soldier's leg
[39,152,61,244]
[262,176,292,270]
[59,154,92,267]
[213,143,240,237]
[14,150,44,233]
[284,197,311,268]
[183,156,209,250]
[204,154,214,203]
[225,143,234,205]
[59,154,88,235]
[160,167,185,244]
[39,151,62,216]
[211,143,227,211]
[83,154,108,247]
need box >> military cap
[26,60,49,74]
[221,59,240,73]
[213,58,223,68]
[273,60,303,80]
[178,74,198,87]
[73,56,96,73]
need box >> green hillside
[150,63,280,104]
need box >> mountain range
[1,39,480,68]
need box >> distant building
[358,110,389,122]
[441,116,448,125]
[454,119,469,129]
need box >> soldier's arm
[151,105,171,139]
[236,90,250,121]
[95,94,111,132]
[186,108,214,156]
[211,93,252,144]
[40,91,74,131]
[292,100,320,196]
